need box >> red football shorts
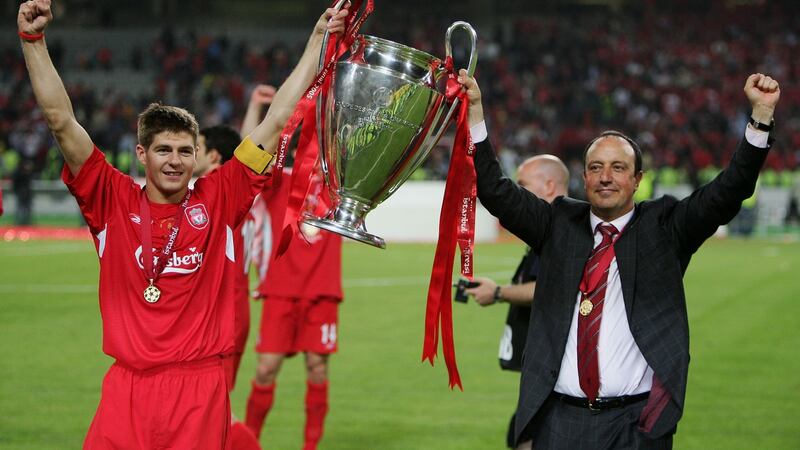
[83,356,231,450]
[256,296,339,355]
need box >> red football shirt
[254,169,342,300]
[63,147,266,370]
[191,175,256,338]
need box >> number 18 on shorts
[257,297,340,355]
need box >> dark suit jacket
[473,137,768,443]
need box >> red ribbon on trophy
[421,56,477,390]
[270,0,373,256]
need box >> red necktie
[577,223,620,401]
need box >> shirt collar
[589,207,635,234]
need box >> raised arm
[247,7,348,152]
[19,0,92,176]
[240,84,276,137]
[457,70,553,248]
[673,73,780,253]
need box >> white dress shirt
[553,209,655,397]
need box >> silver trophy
[303,15,478,248]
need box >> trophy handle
[424,21,479,156]
[445,21,478,77]
[317,0,350,183]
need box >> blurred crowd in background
[1,1,799,225]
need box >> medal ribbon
[272,0,373,257]
[421,57,477,390]
[140,189,192,286]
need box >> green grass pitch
[1,237,799,449]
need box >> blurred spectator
[12,159,35,225]
[786,173,800,227]
[2,1,799,184]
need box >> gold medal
[143,281,161,304]
[579,298,593,316]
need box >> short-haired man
[18,0,348,447]
[465,154,569,450]
[458,67,779,448]
[245,169,342,450]
[240,85,343,450]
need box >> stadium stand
[1,1,798,228]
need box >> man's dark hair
[137,103,199,149]
[583,130,643,173]
[200,125,241,164]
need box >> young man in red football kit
[243,160,343,448]
[239,81,344,450]
[18,0,348,448]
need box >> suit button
[550,370,558,379]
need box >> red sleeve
[61,147,135,234]
[193,157,270,229]
[263,168,290,216]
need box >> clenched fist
[18,0,53,36]
[744,73,780,124]
[249,84,277,108]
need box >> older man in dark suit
[456,70,780,449]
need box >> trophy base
[302,217,386,249]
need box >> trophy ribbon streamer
[422,56,477,390]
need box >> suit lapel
[615,211,638,318]
[561,213,594,323]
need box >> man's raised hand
[315,5,349,37]
[250,84,277,107]
[744,73,780,124]
[457,69,485,127]
[18,0,53,35]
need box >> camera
[453,278,480,303]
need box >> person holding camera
[464,154,569,450]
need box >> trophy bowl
[302,21,478,248]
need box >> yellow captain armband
[234,136,275,174]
